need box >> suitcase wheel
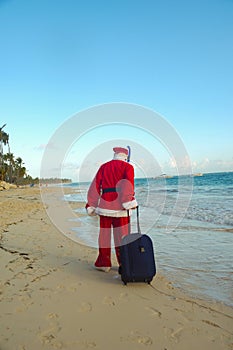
[145,279,152,284]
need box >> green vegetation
[0,124,31,185]
[0,124,71,186]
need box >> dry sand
[0,186,232,350]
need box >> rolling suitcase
[119,206,156,285]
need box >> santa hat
[113,147,128,156]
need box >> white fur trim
[86,206,97,216]
[113,153,127,161]
[122,199,138,210]
[95,207,131,217]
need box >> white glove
[86,206,97,216]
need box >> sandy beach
[0,186,232,350]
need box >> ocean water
[63,172,233,306]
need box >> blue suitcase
[119,207,156,285]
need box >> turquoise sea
[63,172,233,306]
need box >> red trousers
[94,215,130,267]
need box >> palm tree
[15,157,26,183]
[4,152,15,182]
[0,125,32,184]
[0,125,16,183]
[0,124,8,150]
[0,124,7,181]
[0,124,7,140]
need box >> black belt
[102,187,119,194]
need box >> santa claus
[85,146,137,272]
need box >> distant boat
[154,174,173,179]
[191,173,203,177]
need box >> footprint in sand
[123,330,153,346]
[119,292,129,302]
[67,283,81,292]
[78,340,97,348]
[38,324,62,348]
[164,326,184,343]
[145,306,162,318]
[56,282,82,293]
[47,313,59,320]
[102,296,116,306]
[173,307,192,322]
[78,301,93,313]
[56,284,66,291]
[170,326,184,343]
[18,294,34,309]
[39,333,63,349]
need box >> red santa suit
[86,147,137,270]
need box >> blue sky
[0,0,232,180]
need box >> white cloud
[34,143,58,151]
[192,158,233,173]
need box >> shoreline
[0,186,233,349]
[61,183,233,308]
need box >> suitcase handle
[127,206,141,235]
